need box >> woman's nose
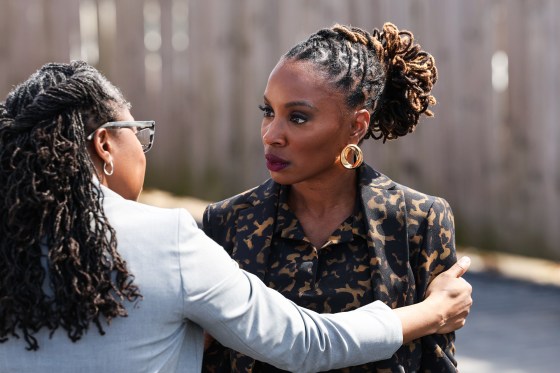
[262,120,286,146]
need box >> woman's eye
[258,104,274,118]
[290,113,307,125]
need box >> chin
[269,173,296,186]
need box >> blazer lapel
[360,165,411,308]
[231,180,280,281]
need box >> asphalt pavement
[455,271,560,373]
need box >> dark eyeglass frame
[86,120,156,153]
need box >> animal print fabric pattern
[202,164,458,373]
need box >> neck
[288,168,358,218]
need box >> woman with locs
[0,61,470,372]
[202,23,470,372]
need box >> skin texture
[89,108,147,201]
[261,59,370,248]
[262,59,358,186]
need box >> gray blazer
[0,185,402,373]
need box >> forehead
[265,59,342,103]
[115,107,134,122]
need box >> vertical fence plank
[547,0,560,250]
[503,0,536,255]
[522,0,560,258]
[44,0,78,63]
[112,0,146,113]
[0,1,10,91]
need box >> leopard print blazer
[202,164,458,373]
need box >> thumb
[446,256,471,278]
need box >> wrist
[420,296,446,334]
[393,298,443,343]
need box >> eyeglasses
[86,121,156,153]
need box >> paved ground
[455,271,560,373]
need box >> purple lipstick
[265,154,289,172]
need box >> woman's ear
[91,128,114,165]
[350,109,370,142]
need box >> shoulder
[202,180,279,245]
[360,164,451,217]
[205,179,278,220]
[392,183,453,229]
[102,187,198,232]
[394,182,449,210]
[382,177,455,233]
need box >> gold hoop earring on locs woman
[340,144,363,169]
[103,160,114,176]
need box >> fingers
[435,294,473,334]
[445,256,471,278]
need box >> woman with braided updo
[0,61,470,372]
[202,23,470,372]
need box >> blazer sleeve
[177,209,404,372]
[415,197,459,372]
[201,204,232,372]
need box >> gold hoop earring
[103,160,114,176]
[340,144,363,169]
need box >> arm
[179,210,403,372]
[415,197,461,372]
[395,256,472,344]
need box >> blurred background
[1,0,559,371]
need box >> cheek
[133,153,146,195]
[307,134,342,158]
[260,121,268,143]
[128,139,146,176]
[132,137,146,162]
[137,151,146,174]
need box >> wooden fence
[1,0,559,260]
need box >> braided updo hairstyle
[0,61,141,350]
[284,22,437,142]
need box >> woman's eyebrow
[263,95,317,111]
[285,100,317,110]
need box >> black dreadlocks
[0,61,141,350]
